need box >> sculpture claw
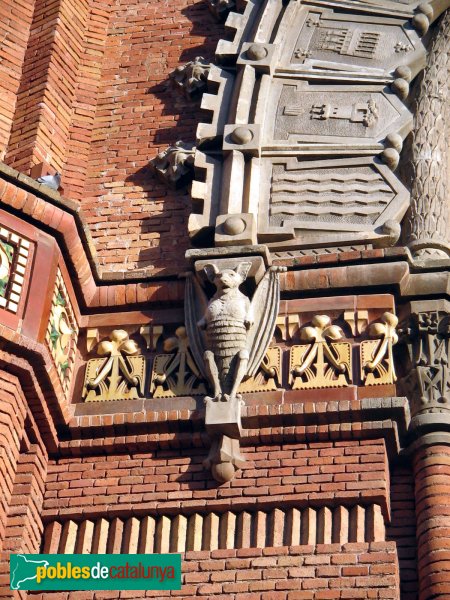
[204,394,222,404]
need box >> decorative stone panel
[258,156,409,247]
[184,0,445,253]
[279,3,425,79]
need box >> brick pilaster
[412,435,450,600]
[0,372,27,551]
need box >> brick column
[412,434,450,600]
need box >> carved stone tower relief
[176,0,448,253]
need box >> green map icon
[10,555,49,590]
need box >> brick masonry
[413,443,450,600]
[0,0,224,276]
[24,544,402,599]
[0,1,447,599]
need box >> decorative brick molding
[42,503,385,555]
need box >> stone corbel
[206,0,236,23]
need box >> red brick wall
[413,443,450,600]
[1,444,47,555]
[0,0,35,161]
[1,0,225,275]
[387,465,418,600]
[5,0,93,173]
[43,441,390,518]
[0,371,28,550]
[81,0,223,274]
[26,544,401,600]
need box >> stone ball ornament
[223,216,246,235]
[212,461,236,483]
[230,126,254,145]
[246,44,268,61]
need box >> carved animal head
[204,262,251,290]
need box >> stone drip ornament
[149,141,195,188]
[185,257,285,483]
[206,0,236,22]
[170,57,211,100]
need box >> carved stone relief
[167,0,450,252]
[266,81,411,149]
[290,316,352,390]
[400,301,450,423]
[280,5,425,78]
[170,57,211,99]
[83,330,145,402]
[405,9,450,259]
[257,156,409,247]
[149,141,195,188]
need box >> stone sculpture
[185,260,285,482]
[198,262,254,401]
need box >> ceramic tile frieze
[0,225,31,314]
[83,330,145,402]
[46,269,79,394]
[79,305,398,401]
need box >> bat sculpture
[185,260,285,482]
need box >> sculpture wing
[247,267,283,378]
[184,274,209,381]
